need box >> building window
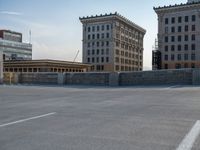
[101,41,104,46]
[97,49,99,55]
[101,49,104,55]
[171,17,175,24]
[192,34,195,41]
[88,34,91,40]
[96,57,99,63]
[178,26,182,32]
[171,36,175,42]
[164,55,168,61]
[106,41,109,46]
[184,44,188,51]
[165,18,168,24]
[106,33,109,38]
[178,45,181,51]
[171,54,175,61]
[191,54,196,60]
[185,16,189,22]
[178,35,182,42]
[92,57,95,63]
[97,26,100,31]
[106,57,109,62]
[101,57,104,63]
[92,49,95,55]
[191,63,195,68]
[175,64,181,69]
[177,54,181,61]
[192,15,196,22]
[171,27,175,33]
[87,42,90,48]
[185,25,188,32]
[178,16,182,23]
[106,25,110,30]
[115,65,119,71]
[106,48,109,55]
[165,45,168,51]
[101,33,104,39]
[87,57,90,62]
[92,26,95,32]
[87,50,90,55]
[192,44,196,50]
[88,27,91,32]
[165,36,168,42]
[97,42,99,47]
[101,25,104,31]
[192,25,195,31]
[97,34,100,39]
[171,45,175,51]
[116,41,119,47]
[184,54,188,60]
[185,35,188,41]
[92,34,95,39]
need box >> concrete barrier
[3,69,200,86]
[64,72,110,86]
[119,69,193,86]
[19,73,58,85]
[192,69,200,85]
[0,51,3,84]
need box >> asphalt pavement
[0,85,200,150]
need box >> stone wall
[4,69,200,86]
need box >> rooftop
[79,12,146,33]
[154,1,200,11]
[0,30,22,36]
[4,59,91,67]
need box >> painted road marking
[0,112,56,128]
[176,120,200,150]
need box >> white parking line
[176,120,200,150]
[0,112,56,128]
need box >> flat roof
[4,59,91,68]
[154,1,200,12]
[0,30,22,36]
[79,12,146,34]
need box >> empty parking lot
[0,85,200,150]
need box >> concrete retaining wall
[0,51,3,84]
[4,69,200,86]
[64,72,110,86]
[19,73,58,85]
[119,69,193,86]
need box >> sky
[0,0,186,70]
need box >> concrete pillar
[0,51,3,84]
[109,72,119,86]
[13,73,19,84]
[57,73,64,85]
[192,69,200,85]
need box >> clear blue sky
[0,0,185,70]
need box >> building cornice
[154,1,200,13]
[79,12,146,34]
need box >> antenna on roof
[29,30,31,44]
[73,50,80,62]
